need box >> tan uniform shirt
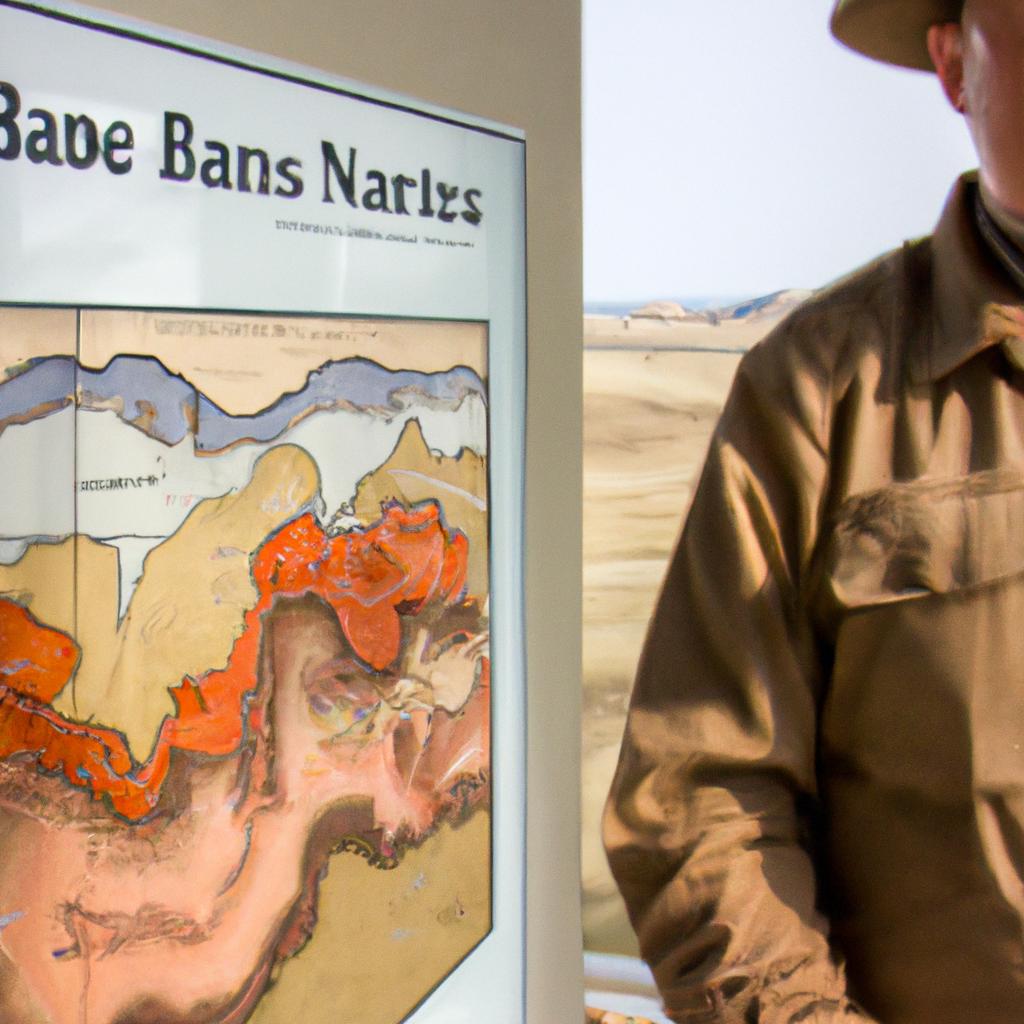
[604,174,1024,1024]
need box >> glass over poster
[0,3,527,1022]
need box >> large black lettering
[418,167,435,217]
[436,182,459,223]
[274,156,303,198]
[102,121,134,175]
[461,188,483,226]
[0,82,21,160]
[25,108,61,166]
[392,173,416,215]
[160,112,195,182]
[200,141,232,189]
[238,145,270,194]
[321,141,358,207]
[63,114,99,170]
[361,169,390,212]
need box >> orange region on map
[0,503,468,821]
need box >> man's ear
[928,22,967,114]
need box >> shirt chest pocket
[824,468,1024,611]
[818,469,1024,795]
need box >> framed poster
[0,3,527,1022]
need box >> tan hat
[830,0,963,71]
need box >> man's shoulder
[741,235,933,391]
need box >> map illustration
[0,307,491,1024]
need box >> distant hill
[583,288,816,353]
[628,300,713,325]
[584,296,738,317]
[715,288,814,323]
[586,288,814,327]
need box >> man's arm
[603,328,876,1023]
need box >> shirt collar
[974,185,1024,293]
[979,177,1024,256]
[912,171,1024,384]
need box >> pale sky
[583,0,978,304]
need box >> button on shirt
[604,173,1024,1024]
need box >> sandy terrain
[581,314,778,955]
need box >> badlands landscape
[581,290,810,955]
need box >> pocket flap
[825,469,1024,609]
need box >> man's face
[930,0,1024,214]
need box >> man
[605,2,1024,1021]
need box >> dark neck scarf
[974,184,1024,295]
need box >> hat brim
[830,0,961,72]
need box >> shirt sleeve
[603,328,877,1023]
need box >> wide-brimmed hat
[830,0,963,71]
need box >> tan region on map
[0,537,99,653]
[354,419,488,600]
[78,311,487,415]
[249,811,491,1024]
[0,307,75,380]
[0,446,320,760]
